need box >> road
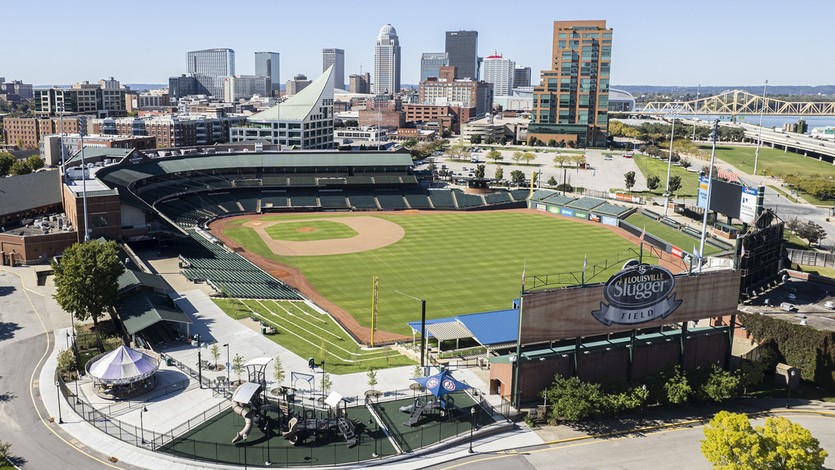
[0,269,136,469]
[426,413,835,470]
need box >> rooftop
[248,65,334,122]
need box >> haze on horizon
[5,0,832,88]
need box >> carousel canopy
[88,345,160,385]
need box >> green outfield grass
[699,145,835,178]
[265,220,358,241]
[213,298,413,374]
[633,155,699,196]
[625,213,722,255]
[221,211,643,336]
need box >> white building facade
[374,24,401,94]
[482,53,515,96]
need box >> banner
[739,186,758,224]
[697,176,709,208]
[574,211,588,220]
[560,208,575,217]
[591,265,681,326]
[536,203,547,211]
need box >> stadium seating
[404,191,432,209]
[509,189,531,202]
[375,192,409,210]
[346,193,378,209]
[484,192,512,205]
[454,190,485,208]
[428,190,456,209]
[318,190,348,209]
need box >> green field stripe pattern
[222,212,640,336]
[626,213,722,255]
[632,155,699,196]
[265,220,358,241]
[701,144,835,178]
[217,298,412,374]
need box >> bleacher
[290,191,319,208]
[453,190,485,208]
[509,189,530,202]
[205,192,242,214]
[235,191,260,213]
[262,175,288,187]
[373,175,403,185]
[288,176,316,186]
[484,192,512,205]
[404,191,432,209]
[172,233,302,300]
[318,190,348,209]
[346,193,378,209]
[261,191,289,209]
[428,190,456,209]
[375,192,409,210]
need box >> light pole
[56,381,64,424]
[370,417,379,458]
[223,343,230,384]
[265,419,272,466]
[691,84,700,141]
[664,106,680,216]
[396,291,427,373]
[698,120,720,273]
[753,80,769,176]
[79,116,90,241]
[468,407,476,453]
[786,369,796,408]
[140,406,148,444]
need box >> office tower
[187,48,235,76]
[322,48,345,90]
[374,24,401,94]
[529,20,612,148]
[255,51,280,94]
[349,73,371,94]
[482,53,515,96]
[420,52,449,82]
[286,74,312,96]
[514,66,532,88]
[224,75,270,101]
[445,31,478,79]
[419,66,493,117]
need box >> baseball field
[211,209,646,339]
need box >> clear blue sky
[5,0,833,87]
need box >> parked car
[604,155,613,161]
[623,154,633,159]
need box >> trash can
[261,326,267,335]
[165,355,173,366]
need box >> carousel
[86,345,160,399]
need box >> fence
[788,248,835,268]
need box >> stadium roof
[407,308,519,346]
[249,65,334,122]
[95,151,414,187]
[0,170,62,218]
[116,292,191,335]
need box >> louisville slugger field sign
[592,264,682,326]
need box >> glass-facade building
[420,52,449,83]
[255,51,280,94]
[445,31,478,80]
[322,48,345,91]
[187,48,235,98]
[529,20,612,148]
[374,24,401,95]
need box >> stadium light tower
[753,80,768,176]
[663,105,681,216]
[698,120,720,272]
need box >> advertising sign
[574,211,588,220]
[739,186,758,224]
[589,214,601,222]
[601,215,618,226]
[536,203,547,211]
[697,176,709,208]
[548,205,560,214]
[592,265,681,326]
[671,246,684,259]
[560,208,575,217]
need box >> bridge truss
[639,90,835,116]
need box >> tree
[624,171,636,193]
[528,136,537,146]
[548,176,558,187]
[57,349,77,375]
[470,134,482,144]
[701,411,827,470]
[52,241,125,332]
[667,175,682,197]
[664,366,692,404]
[475,164,485,179]
[412,365,422,379]
[0,441,11,467]
[796,220,827,247]
[321,372,333,395]
[787,217,801,234]
[367,368,378,391]
[541,375,605,422]
[548,139,557,147]
[210,343,220,369]
[510,170,525,186]
[402,138,419,148]
[486,149,502,163]
[232,353,245,384]
[521,152,536,165]
[699,364,740,402]
[646,175,661,191]
[512,151,523,164]
[553,154,568,167]
[9,159,31,175]
[494,166,504,181]
[738,359,767,394]
[575,154,587,167]
[680,157,692,169]
[24,155,44,172]
[0,152,15,176]
[273,355,285,386]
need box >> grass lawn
[799,264,835,279]
[265,220,358,241]
[767,185,799,203]
[222,211,640,336]
[625,213,722,255]
[214,298,413,374]
[699,145,835,178]
[633,155,700,197]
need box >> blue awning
[407,308,519,346]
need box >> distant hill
[34,83,166,91]
[613,85,835,97]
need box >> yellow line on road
[9,270,126,469]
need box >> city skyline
[4,0,834,87]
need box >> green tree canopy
[486,149,502,162]
[510,169,525,185]
[52,240,125,330]
[541,375,605,422]
[0,152,15,176]
[624,171,636,192]
[494,166,503,181]
[667,175,682,196]
[646,175,661,191]
[475,164,486,179]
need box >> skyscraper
[529,20,612,148]
[322,48,345,90]
[445,31,478,80]
[255,52,280,94]
[186,48,235,98]
[420,52,449,82]
[482,53,515,96]
[374,24,401,95]
[514,67,532,88]
[187,48,235,77]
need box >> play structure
[228,357,358,448]
[86,345,160,399]
[401,369,471,427]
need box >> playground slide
[231,402,253,444]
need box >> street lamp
[396,291,427,373]
[265,419,272,466]
[697,120,720,273]
[786,369,797,408]
[140,406,148,444]
[56,381,64,424]
[369,417,379,458]
[753,80,769,176]
[222,343,230,385]
[663,106,680,216]
[196,334,207,389]
[468,406,476,453]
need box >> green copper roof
[249,65,334,122]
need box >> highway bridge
[638,90,835,116]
